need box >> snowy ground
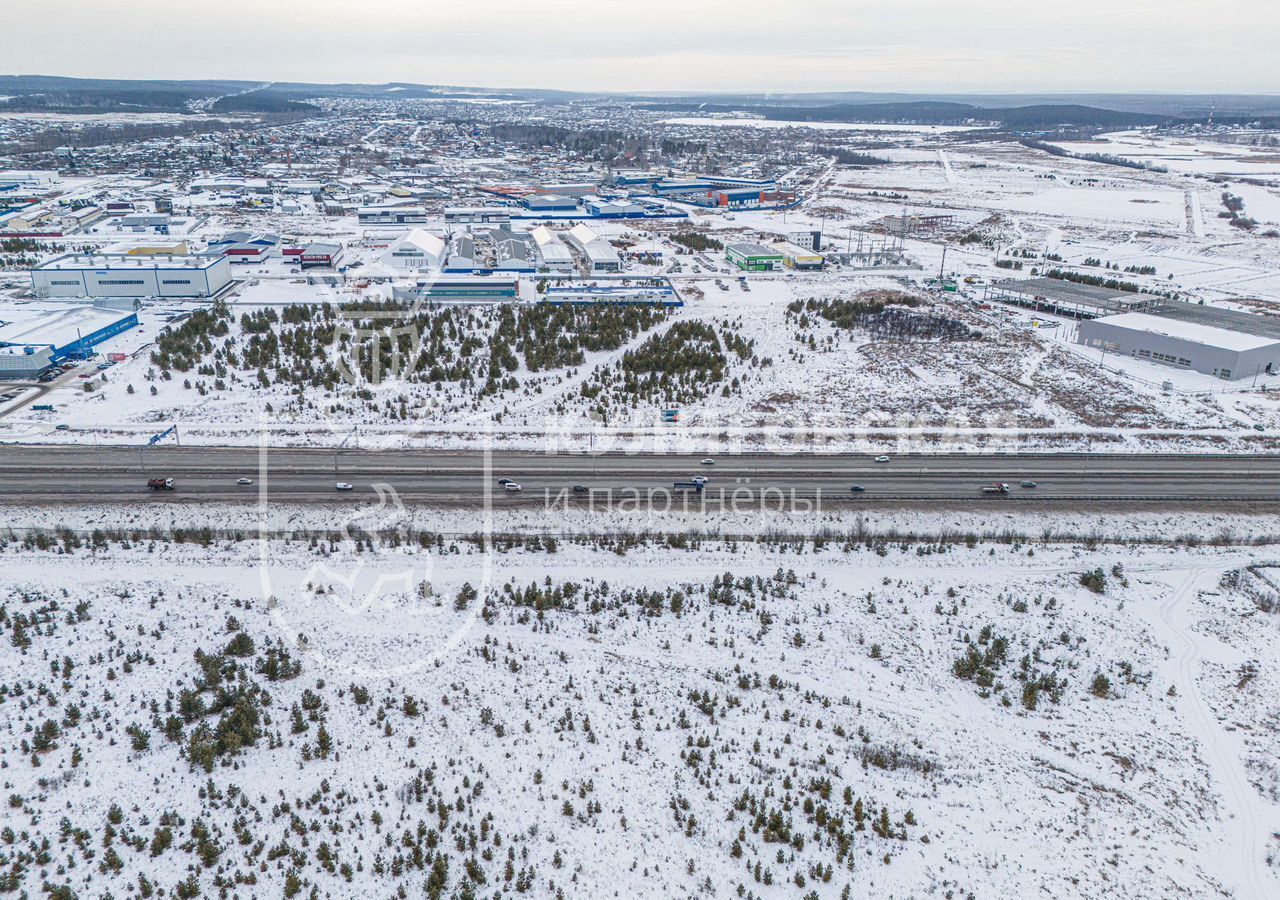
[2,506,1278,899]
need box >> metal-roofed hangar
[984,277,1158,319]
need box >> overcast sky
[5,1,1279,94]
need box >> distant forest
[485,123,704,161]
[641,101,1179,130]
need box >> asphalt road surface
[0,445,1278,506]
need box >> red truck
[147,478,175,491]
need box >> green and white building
[726,242,784,272]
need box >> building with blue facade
[0,304,140,362]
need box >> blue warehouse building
[0,303,140,362]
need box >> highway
[0,445,1278,505]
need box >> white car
[874,455,890,463]
[692,475,708,485]
[504,482,523,492]
[237,477,253,485]
[700,458,715,466]
[335,482,354,491]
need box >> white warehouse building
[1078,312,1280,381]
[529,225,575,273]
[564,223,621,274]
[380,229,446,271]
[31,253,233,299]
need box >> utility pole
[938,245,947,282]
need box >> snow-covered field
[2,505,1278,899]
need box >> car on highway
[874,455,890,463]
[700,458,715,465]
[850,485,865,493]
[572,484,587,493]
[335,482,353,491]
[497,478,513,485]
[504,482,522,492]
[692,475,708,485]
[1020,480,1038,488]
[237,477,253,485]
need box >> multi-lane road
[0,445,1278,505]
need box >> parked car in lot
[335,482,353,491]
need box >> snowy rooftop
[0,305,134,349]
[37,252,222,271]
[1092,312,1280,352]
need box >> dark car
[572,484,588,493]
[850,485,865,493]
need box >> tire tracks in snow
[1157,566,1278,899]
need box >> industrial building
[565,223,621,273]
[708,187,765,209]
[444,207,513,226]
[116,213,173,233]
[522,195,578,213]
[1078,313,1280,381]
[394,274,520,302]
[584,197,647,218]
[299,242,344,269]
[490,229,538,273]
[726,243,783,272]
[31,253,233,298]
[544,284,680,306]
[208,232,279,264]
[358,206,431,225]
[529,225,575,273]
[444,235,480,273]
[786,229,823,252]
[104,240,191,257]
[0,303,140,363]
[381,229,446,271]
[0,346,54,380]
[984,277,1157,319]
[778,243,824,270]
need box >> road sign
[148,424,177,446]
